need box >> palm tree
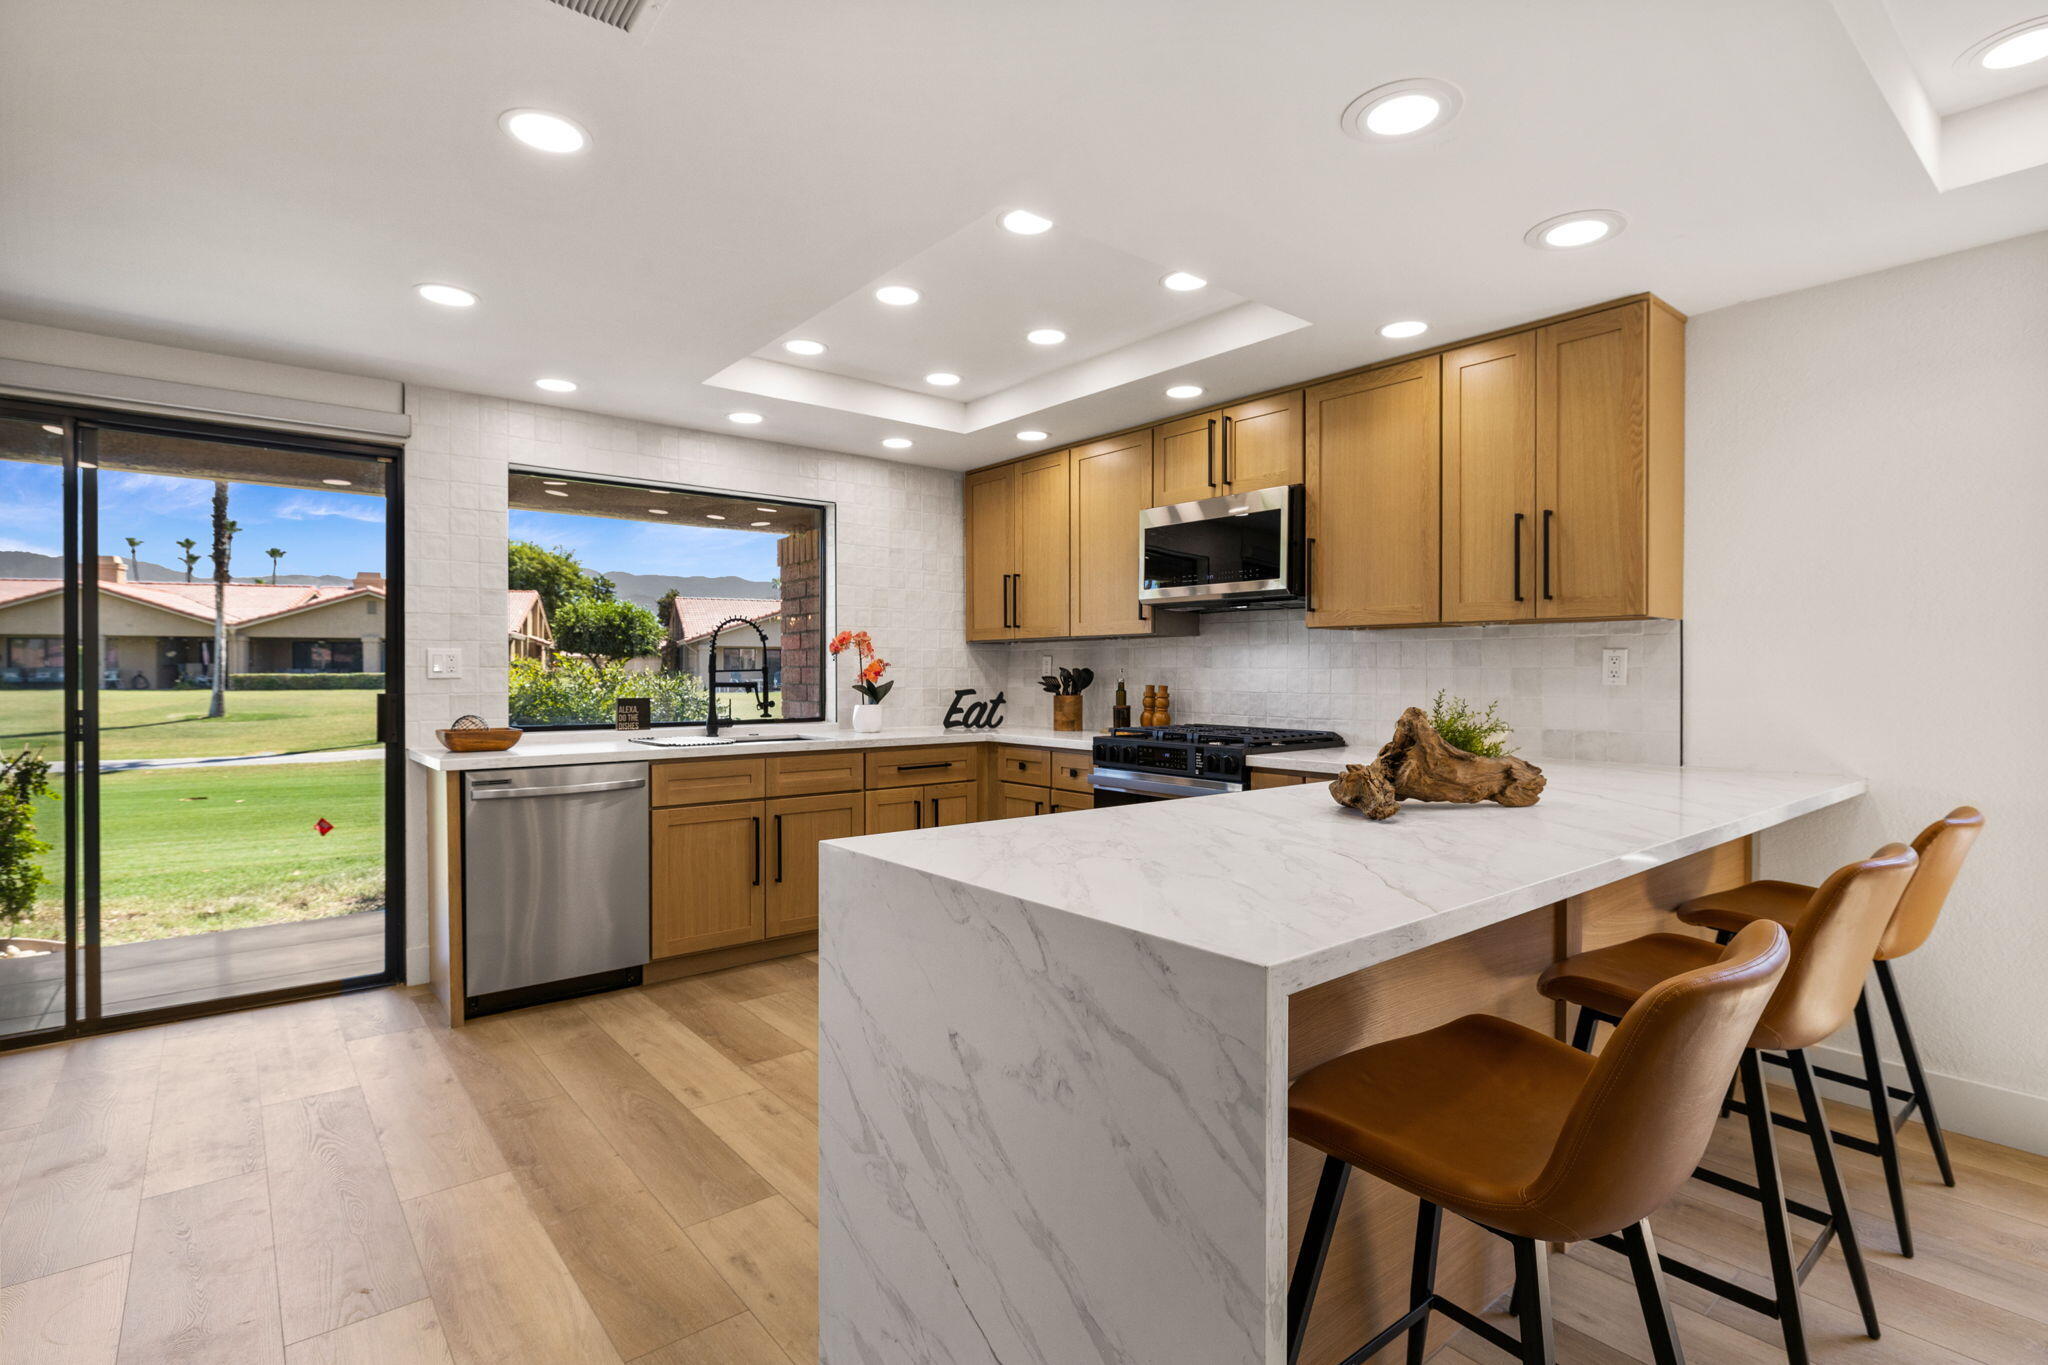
[176,537,199,582]
[206,483,239,720]
[123,537,143,580]
[265,547,286,584]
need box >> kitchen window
[505,471,827,728]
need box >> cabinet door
[1221,391,1303,493]
[651,801,765,958]
[1013,449,1071,638]
[1536,303,1647,619]
[1442,333,1537,622]
[1069,430,1154,637]
[926,780,980,828]
[864,786,925,834]
[964,463,1018,641]
[1152,411,1220,506]
[1305,357,1442,627]
[994,781,1047,820]
[1048,791,1094,814]
[766,792,862,938]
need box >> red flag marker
[315,818,334,836]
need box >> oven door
[1089,766,1238,806]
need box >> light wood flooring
[2,955,2044,1364]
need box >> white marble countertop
[406,723,1100,772]
[830,760,1866,993]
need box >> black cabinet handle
[929,796,939,826]
[1220,414,1233,487]
[1206,418,1217,488]
[1305,537,1316,612]
[1002,573,1015,628]
[1034,800,1045,815]
[1541,509,1555,601]
[897,761,952,772]
[1513,512,1525,603]
[751,815,761,886]
[914,797,924,829]
[773,813,784,883]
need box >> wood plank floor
[2,955,2043,1363]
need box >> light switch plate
[427,648,463,679]
[1601,648,1628,687]
[1040,653,1054,677]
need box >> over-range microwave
[1138,484,1305,611]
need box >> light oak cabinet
[651,801,765,958]
[1442,332,1538,621]
[1048,791,1093,814]
[765,791,862,939]
[1304,357,1442,627]
[865,780,978,834]
[995,781,1049,819]
[964,450,1071,641]
[1070,431,1154,638]
[1152,392,1304,506]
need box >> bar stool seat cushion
[1536,932,1722,1023]
[1675,881,1814,938]
[1288,1013,1594,1238]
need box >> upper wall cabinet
[1305,358,1442,627]
[965,449,1071,642]
[1069,430,1198,639]
[1151,391,1306,506]
[1442,331,1538,621]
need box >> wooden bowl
[436,726,524,753]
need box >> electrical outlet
[1040,653,1054,676]
[427,648,464,679]
[1601,648,1628,687]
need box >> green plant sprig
[1427,689,1516,758]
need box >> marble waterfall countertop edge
[826,761,1867,995]
[405,724,1101,772]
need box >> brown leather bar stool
[1286,921,1791,1365]
[1675,806,1983,1256]
[1538,842,1918,1365]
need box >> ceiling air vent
[545,0,668,33]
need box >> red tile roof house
[664,596,783,697]
[0,557,395,688]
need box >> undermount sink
[628,732,834,748]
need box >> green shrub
[0,747,55,926]
[228,673,387,691]
[509,657,710,726]
[1428,689,1516,757]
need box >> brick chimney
[98,555,128,583]
[352,570,385,590]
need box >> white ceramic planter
[852,701,884,733]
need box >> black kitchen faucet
[702,615,774,737]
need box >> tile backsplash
[981,614,1681,764]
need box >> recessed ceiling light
[874,285,920,306]
[1341,78,1464,142]
[881,437,914,449]
[41,424,63,435]
[647,508,669,515]
[534,377,577,393]
[322,478,352,487]
[1161,271,1207,292]
[543,489,568,497]
[542,479,567,485]
[415,283,477,308]
[756,506,778,512]
[1524,210,1626,250]
[500,109,588,155]
[1379,320,1429,339]
[1971,19,2048,69]
[924,371,961,387]
[1165,384,1204,399]
[750,521,771,527]
[705,513,727,520]
[782,339,826,356]
[728,411,764,424]
[1016,429,1048,442]
[1001,209,1054,235]
[1026,328,1066,346]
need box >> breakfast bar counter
[818,761,1865,1365]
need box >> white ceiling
[2,0,2047,471]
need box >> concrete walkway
[69,746,384,773]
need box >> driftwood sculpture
[1329,706,1546,820]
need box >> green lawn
[14,759,383,944]
[0,689,376,761]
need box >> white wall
[401,386,993,980]
[1685,230,2048,1151]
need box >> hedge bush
[229,672,387,691]
[509,658,709,725]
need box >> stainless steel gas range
[1088,724,1346,805]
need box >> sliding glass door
[0,404,402,1045]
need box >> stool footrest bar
[1592,1233,1782,1320]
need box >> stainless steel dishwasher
[463,761,649,1016]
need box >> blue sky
[509,507,781,582]
[0,463,385,579]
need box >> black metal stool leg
[1570,1006,1599,1053]
[1741,1049,1810,1363]
[1287,1155,1349,1365]
[1407,1201,1442,1365]
[1511,1236,1556,1365]
[1854,990,1915,1257]
[1877,960,1956,1188]
[1620,1220,1685,1365]
[1789,1050,1881,1339]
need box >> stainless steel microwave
[1139,484,1305,610]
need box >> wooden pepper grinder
[1140,685,1159,727]
[1156,684,1173,727]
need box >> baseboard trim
[1805,1040,2048,1159]
[643,932,818,983]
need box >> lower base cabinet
[1049,790,1093,813]
[766,791,864,938]
[652,801,767,958]
[996,781,1049,819]
[865,780,978,834]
